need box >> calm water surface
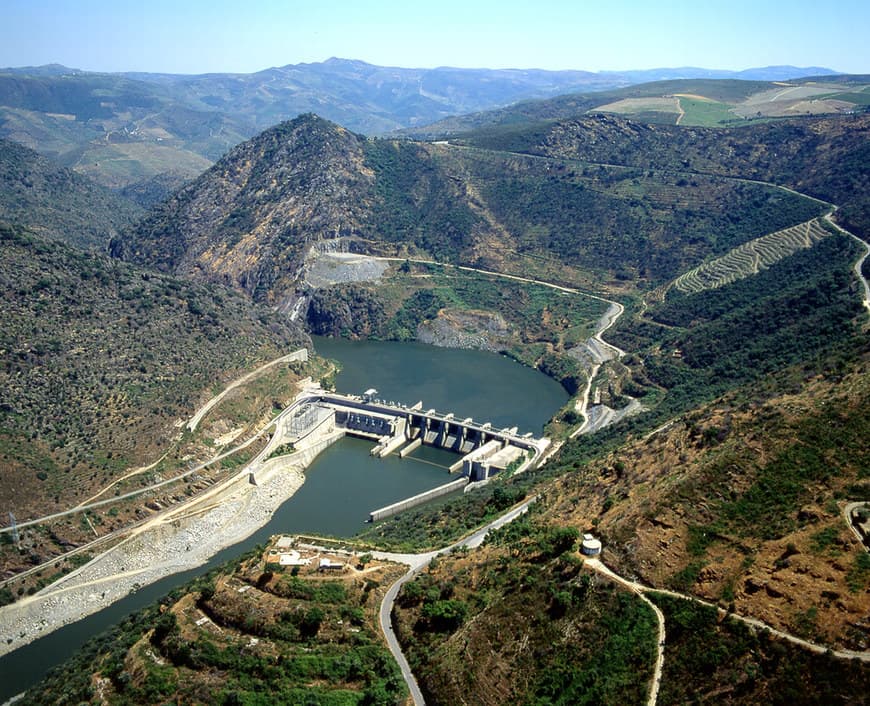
[0,338,567,700]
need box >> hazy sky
[2,0,868,75]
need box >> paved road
[823,211,870,313]
[376,498,536,705]
[1,350,312,536]
[0,433,265,535]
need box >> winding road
[376,533,870,706]
[371,255,628,438]
[823,211,870,313]
[375,498,537,706]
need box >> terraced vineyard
[672,218,832,294]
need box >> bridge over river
[261,387,551,522]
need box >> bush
[421,599,468,632]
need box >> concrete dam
[269,387,551,522]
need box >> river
[0,338,567,701]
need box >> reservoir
[0,338,567,701]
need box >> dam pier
[261,387,551,522]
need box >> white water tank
[581,533,602,556]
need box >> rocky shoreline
[0,429,343,658]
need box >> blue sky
[2,0,868,74]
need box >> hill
[405,75,870,138]
[0,222,308,530]
[387,353,870,703]
[0,62,847,189]
[0,138,143,248]
[110,115,379,305]
[113,113,832,306]
[462,111,870,239]
[18,544,409,705]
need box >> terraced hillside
[673,217,833,294]
[20,543,408,705]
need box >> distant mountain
[138,57,620,134]
[598,65,839,83]
[0,138,143,248]
[403,75,870,138]
[0,60,845,189]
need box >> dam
[260,386,551,522]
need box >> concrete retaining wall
[369,477,468,522]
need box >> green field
[677,96,742,126]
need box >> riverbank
[0,426,344,658]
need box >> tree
[421,599,468,632]
[299,606,325,638]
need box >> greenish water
[314,336,566,434]
[0,338,567,701]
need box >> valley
[0,61,868,704]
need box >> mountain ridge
[0,60,855,192]
[0,137,143,248]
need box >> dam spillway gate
[277,389,551,522]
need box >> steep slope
[115,113,830,310]
[0,222,308,522]
[394,527,658,705]
[546,356,870,651]
[0,138,143,248]
[111,114,378,307]
[463,111,870,238]
[0,71,249,187]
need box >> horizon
[2,0,868,76]
[1,56,850,78]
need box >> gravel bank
[0,431,343,658]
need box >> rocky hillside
[0,138,143,249]
[111,115,377,307]
[114,112,832,311]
